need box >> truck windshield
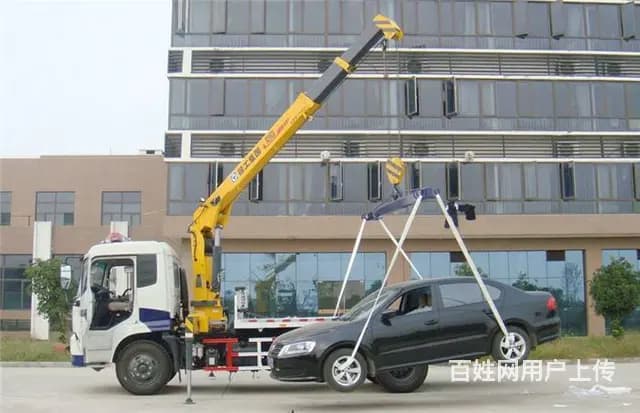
[338,287,398,321]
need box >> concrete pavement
[1,362,638,412]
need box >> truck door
[83,256,135,363]
[70,258,92,365]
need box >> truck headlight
[278,341,316,358]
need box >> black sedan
[268,277,560,393]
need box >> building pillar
[31,221,51,340]
[584,245,605,336]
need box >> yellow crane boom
[187,14,403,334]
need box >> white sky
[0,0,171,156]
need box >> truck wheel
[323,348,367,392]
[376,365,428,393]
[115,340,172,395]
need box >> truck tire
[376,365,428,393]
[115,340,173,395]
[323,348,367,392]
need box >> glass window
[250,0,265,34]
[101,191,141,226]
[137,254,157,288]
[555,83,591,118]
[418,80,442,117]
[518,82,553,117]
[458,81,479,116]
[0,192,11,226]
[170,79,186,115]
[561,163,576,200]
[342,0,364,35]
[189,0,211,33]
[574,164,596,200]
[596,164,633,200]
[224,79,247,116]
[329,162,344,201]
[460,164,484,201]
[527,1,550,37]
[211,0,227,33]
[36,192,74,225]
[635,164,640,200]
[480,82,495,117]
[367,162,382,201]
[598,5,620,39]
[491,2,513,36]
[227,0,249,33]
[446,163,459,199]
[417,0,439,35]
[439,0,454,35]
[524,164,560,200]
[496,82,517,117]
[626,84,640,118]
[343,81,365,117]
[302,0,324,34]
[485,164,523,200]
[453,1,475,35]
[592,83,625,118]
[566,4,585,37]
[440,282,500,308]
[265,0,287,33]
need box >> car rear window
[440,282,501,308]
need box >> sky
[0,0,172,157]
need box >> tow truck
[66,14,408,395]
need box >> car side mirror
[60,265,72,290]
[381,309,397,325]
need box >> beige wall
[2,156,639,336]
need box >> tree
[589,258,640,339]
[25,258,76,342]
[454,263,488,278]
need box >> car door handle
[424,319,438,326]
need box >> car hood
[276,319,358,344]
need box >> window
[440,282,501,308]
[0,192,10,225]
[446,163,459,199]
[101,191,141,226]
[514,0,528,38]
[329,162,343,201]
[596,164,633,200]
[622,2,637,40]
[635,163,640,200]
[398,287,433,315]
[137,254,157,288]
[550,0,566,39]
[187,79,224,116]
[524,164,560,200]
[36,192,74,225]
[211,0,227,33]
[560,163,576,199]
[405,77,419,118]
[443,79,457,118]
[367,162,382,201]
[249,171,263,202]
[250,0,265,34]
[526,1,550,38]
[0,255,32,309]
[408,162,421,190]
[485,164,523,200]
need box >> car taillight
[546,296,557,312]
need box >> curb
[0,361,72,368]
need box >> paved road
[1,362,638,413]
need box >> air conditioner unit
[209,58,225,73]
[410,142,430,158]
[219,142,236,157]
[343,141,361,157]
[406,59,422,74]
[554,61,575,75]
[555,141,577,158]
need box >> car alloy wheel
[331,355,363,387]
[499,331,526,361]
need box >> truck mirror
[60,265,72,290]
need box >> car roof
[389,277,498,292]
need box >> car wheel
[491,326,530,364]
[115,340,172,395]
[323,348,367,392]
[376,365,428,393]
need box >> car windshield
[338,287,398,321]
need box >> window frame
[35,191,75,226]
[101,191,142,226]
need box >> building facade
[1,0,639,336]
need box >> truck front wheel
[115,340,172,395]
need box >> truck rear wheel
[115,340,172,395]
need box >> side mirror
[381,309,397,325]
[60,265,72,290]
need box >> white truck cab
[70,238,187,370]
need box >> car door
[370,286,440,370]
[435,280,502,359]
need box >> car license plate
[267,356,274,369]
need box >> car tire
[376,365,428,393]
[491,326,531,364]
[115,340,172,395]
[323,348,368,392]
[367,375,378,384]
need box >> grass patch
[0,336,69,362]
[531,332,640,360]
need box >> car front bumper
[268,353,323,382]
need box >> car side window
[440,283,501,308]
[386,287,433,316]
